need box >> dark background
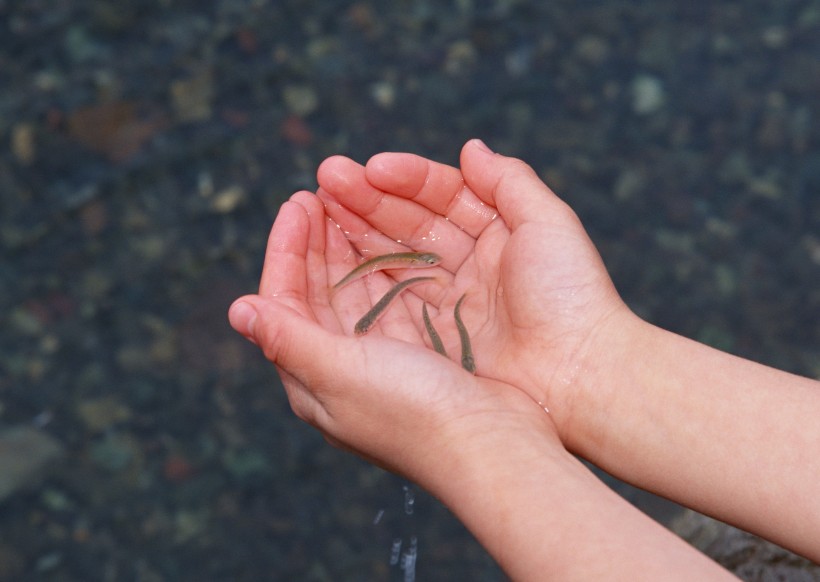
[1,0,818,580]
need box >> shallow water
[1,1,818,579]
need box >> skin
[229,139,820,578]
[314,139,820,561]
[331,251,441,294]
[228,190,730,581]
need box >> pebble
[614,168,647,201]
[89,432,137,472]
[222,448,272,482]
[75,396,132,433]
[631,74,666,115]
[11,123,36,165]
[761,25,788,49]
[282,84,319,116]
[0,425,63,503]
[1,2,817,579]
[173,509,210,543]
[8,305,44,336]
[210,185,246,214]
[575,35,610,65]
[171,69,214,122]
[443,39,477,75]
[370,80,396,109]
[748,176,784,200]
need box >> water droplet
[400,536,418,581]
[403,484,415,515]
[389,538,402,565]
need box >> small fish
[354,277,437,335]
[332,252,441,295]
[422,302,447,357]
[454,293,475,373]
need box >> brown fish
[332,252,441,295]
[354,276,437,335]
[454,293,475,373]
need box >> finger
[229,295,436,425]
[460,139,576,231]
[287,190,366,333]
[323,206,391,332]
[259,197,311,298]
[288,191,331,302]
[318,189,455,336]
[317,156,476,263]
[229,296,343,428]
[365,151,498,238]
[317,187,410,257]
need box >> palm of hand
[253,192,560,472]
[316,150,624,408]
[488,218,623,401]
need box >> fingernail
[229,301,257,337]
[472,138,493,153]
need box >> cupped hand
[316,139,637,431]
[228,190,559,488]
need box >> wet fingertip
[363,152,396,180]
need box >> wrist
[427,394,573,579]
[420,380,564,498]
[425,378,732,581]
[546,307,656,457]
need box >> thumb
[228,295,350,388]
[228,297,261,341]
[460,139,573,231]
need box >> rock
[614,168,647,201]
[443,39,477,75]
[222,448,271,482]
[89,432,138,472]
[11,123,36,165]
[631,74,666,115]
[0,425,64,503]
[672,509,820,580]
[370,80,396,109]
[575,35,610,65]
[282,84,319,117]
[210,185,246,214]
[75,396,132,433]
[170,69,214,122]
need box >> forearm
[428,404,736,581]
[563,312,820,560]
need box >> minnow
[454,293,475,373]
[354,277,437,335]
[422,302,447,357]
[332,252,441,295]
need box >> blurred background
[1,0,818,580]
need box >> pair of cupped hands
[229,139,629,485]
